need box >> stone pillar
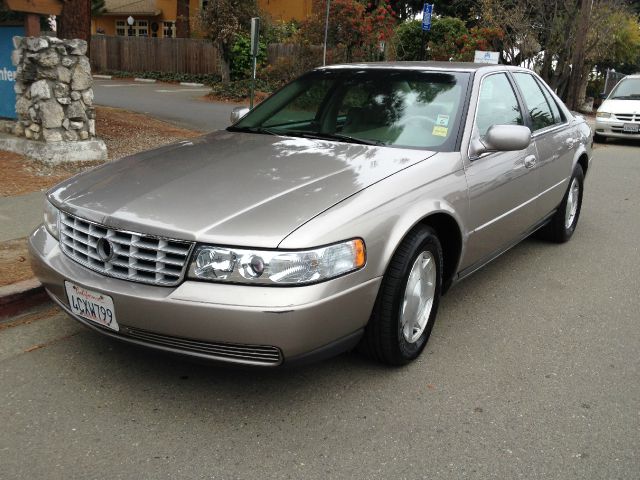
[5,36,107,163]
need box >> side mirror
[469,125,532,158]
[599,93,607,100]
[230,107,250,125]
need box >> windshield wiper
[227,126,280,135]
[284,131,386,146]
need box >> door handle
[524,155,537,169]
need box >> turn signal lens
[43,199,60,239]
[189,238,366,285]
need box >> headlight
[596,112,611,119]
[43,199,60,239]
[188,239,366,285]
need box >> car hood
[49,131,435,247]
[600,98,640,114]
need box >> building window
[115,20,126,36]
[163,21,176,38]
[115,19,149,37]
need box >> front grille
[59,212,193,286]
[613,113,639,122]
[122,326,283,365]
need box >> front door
[462,72,540,269]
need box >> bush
[208,78,276,101]
[229,34,268,80]
[100,70,221,85]
[392,20,423,61]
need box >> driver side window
[475,73,523,137]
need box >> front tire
[593,132,606,143]
[361,225,443,366]
[539,164,584,243]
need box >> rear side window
[536,77,565,123]
[475,73,523,137]
[513,73,555,131]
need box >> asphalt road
[1,141,639,479]
[93,79,235,132]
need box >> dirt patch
[0,107,201,197]
[0,238,31,287]
[96,106,201,160]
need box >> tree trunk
[565,0,591,110]
[218,41,230,83]
[176,0,190,38]
[57,0,91,45]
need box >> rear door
[511,72,575,220]
[462,72,540,269]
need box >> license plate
[65,281,119,331]
[623,123,639,133]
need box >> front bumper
[595,118,640,140]
[28,225,381,366]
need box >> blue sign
[422,3,433,31]
[0,26,24,119]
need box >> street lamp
[127,15,135,36]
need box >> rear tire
[538,164,584,243]
[360,225,442,366]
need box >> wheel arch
[416,212,463,293]
[576,152,589,177]
[383,209,465,295]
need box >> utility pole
[323,0,331,66]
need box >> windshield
[609,78,640,99]
[231,69,470,150]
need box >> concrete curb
[0,278,48,321]
[180,82,205,87]
[134,78,156,83]
[93,74,113,80]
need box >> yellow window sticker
[432,125,448,137]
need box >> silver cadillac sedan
[29,62,592,367]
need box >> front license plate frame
[65,281,119,332]
[622,123,639,133]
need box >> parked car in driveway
[595,73,640,142]
[29,62,592,367]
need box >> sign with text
[474,50,500,64]
[0,26,24,119]
[422,4,433,31]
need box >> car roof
[317,61,528,73]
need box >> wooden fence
[90,36,221,75]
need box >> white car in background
[595,73,640,142]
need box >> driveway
[1,141,638,479]
[93,78,237,132]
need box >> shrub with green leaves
[230,34,267,81]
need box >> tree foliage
[91,0,105,16]
[200,0,260,82]
[297,0,397,62]
[392,17,503,62]
[476,0,640,109]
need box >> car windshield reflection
[230,69,470,151]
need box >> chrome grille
[613,113,639,122]
[59,212,193,286]
[122,326,283,365]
